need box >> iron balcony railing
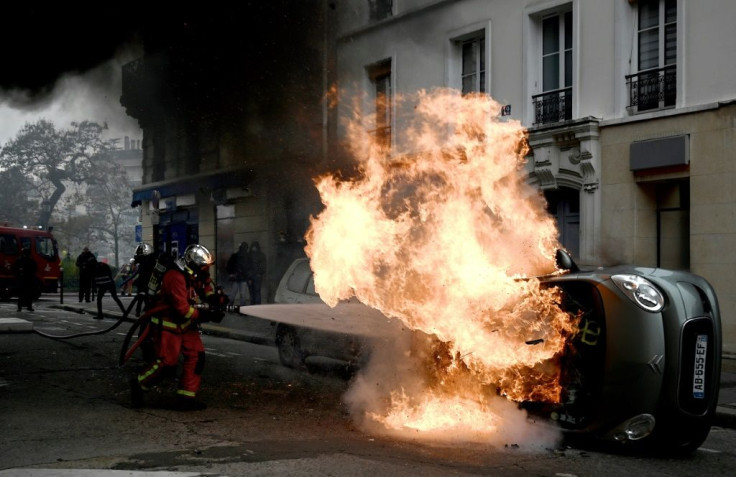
[532,87,572,125]
[626,64,676,113]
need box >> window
[367,60,392,149]
[369,0,393,21]
[35,236,58,260]
[461,37,486,95]
[533,10,573,124]
[0,234,18,255]
[627,0,676,112]
[287,260,313,294]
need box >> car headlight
[611,274,665,313]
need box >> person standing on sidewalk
[76,246,96,303]
[94,259,126,320]
[246,241,266,305]
[226,242,250,307]
[13,248,37,312]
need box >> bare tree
[0,166,35,226]
[83,156,138,268]
[0,119,112,229]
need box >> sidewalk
[5,293,736,429]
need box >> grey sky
[0,53,142,148]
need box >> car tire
[276,325,306,369]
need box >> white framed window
[638,0,676,72]
[461,36,486,95]
[532,8,573,125]
[447,24,490,96]
[628,0,677,111]
[542,11,572,96]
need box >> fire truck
[0,226,61,300]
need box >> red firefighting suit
[136,266,215,400]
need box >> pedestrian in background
[116,258,136,296]
[76,246,96,303]
[246,241,266,305]
[226,242,250,307]
[13,248,37,312]
[94,259,126,320]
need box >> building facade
[120,1,736,350]
[332,0,736,350]
[121,4,335,299]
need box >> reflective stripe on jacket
[150,268,200,334]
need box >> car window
[20,237,31,252]
[35,236,58,259]
[0,234,18,255]
[286,260,312,293]
[305,275,317,295]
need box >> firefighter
[130,244,224,411]
[132,242,156,317]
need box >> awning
[130,168,255,207]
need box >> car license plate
[692,334,708,399]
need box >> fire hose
[118,301,169,366]
[32,293,146,341]
[31,293,166,367]
[32,289,231,365]
[118,292,231,366]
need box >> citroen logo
[648,355,664,374]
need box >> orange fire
[305,88,576,443]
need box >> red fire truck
[0,226,61,300]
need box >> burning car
[249,251,721,453]
[521,250,721,453]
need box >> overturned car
[516,250,722,453]
[246,252,722,453]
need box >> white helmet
[180,244,214,275]
[134,242,154,258]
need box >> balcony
[532,87,572,126]
[626,65,676,113]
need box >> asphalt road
[2,295,736,476]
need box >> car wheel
[276,325,306,369]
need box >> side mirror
[555,249,580,273]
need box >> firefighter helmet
[134,242,154,258]
[181,244,214,275]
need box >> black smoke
[0,5,144,104]
[1,4,324,107]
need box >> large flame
[305,88,575,444]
